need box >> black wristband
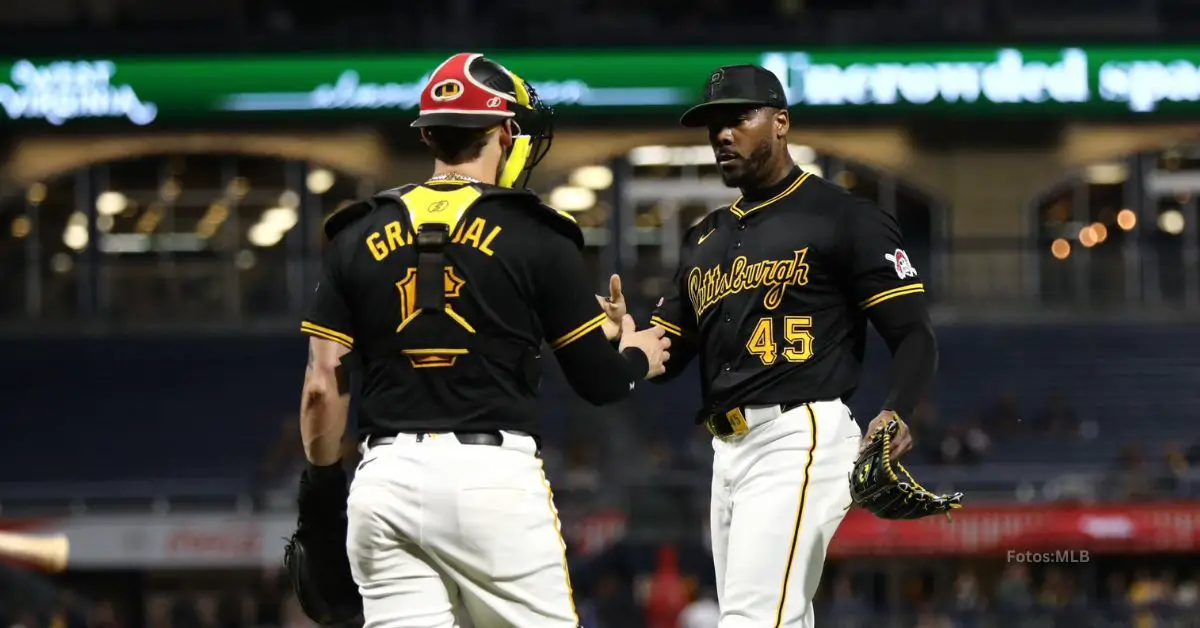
[304,461,348,492]
[620,347,649,381]
[299,461,348,521]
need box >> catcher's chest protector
[388,183,483,369]
[367,183,579,378]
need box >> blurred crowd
[6,558,1200,628]
[817,563,1200,627]
[0,562,322,628]
[906,392,1200,501]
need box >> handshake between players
[596,273,673,379]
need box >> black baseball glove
[849,418,963,520]
[284,463,362,626]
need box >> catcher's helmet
[412,52,554,190]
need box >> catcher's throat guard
[849,417,963,520]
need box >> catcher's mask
[412,52,554,190]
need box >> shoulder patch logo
[885,249,917,279]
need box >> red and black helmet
[412,52,554,189]
[412,53,523,128]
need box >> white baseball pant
[709,399,862,627]
[346,431,579,628]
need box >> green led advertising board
[3,46,1200,126]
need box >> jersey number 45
[746,316,814,366]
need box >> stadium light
[262,207,299,231]
[1116,209,1137,230]
[569,165,614,190]
[10,216,30,239]
[95,191,128,216]
[63,212,88,250]
[307,169,336,195]
[248,222,285,247]
[26,183,46,205]
[549,186,596,212]
[1158,209,1185,235]
[1078,225,1098,248]
[278,190,301,210]
[1084,163,1127,185]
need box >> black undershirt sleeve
[534,230,647,406]
[865,297,937,419]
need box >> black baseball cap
[679,64,789,128]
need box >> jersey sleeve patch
[300,321,354,349]
[884,248,919,279]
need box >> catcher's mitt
[849,417,963,520]
[284,465,362,626]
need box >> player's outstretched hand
[863,411,912,459]
[596,274,627,342]
[618,314,671,378]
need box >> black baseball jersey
[650,166,927,417]
[301,180,644,439]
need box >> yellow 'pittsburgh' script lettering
[365,217,502,262]
[687,249,810,318]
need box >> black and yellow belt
[703,401,809,439]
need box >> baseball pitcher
[604,65,949,627]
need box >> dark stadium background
[4,1,1200,626]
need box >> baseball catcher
[283,462,362,625]
[850,417,964,519]
[293,51,668,628]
